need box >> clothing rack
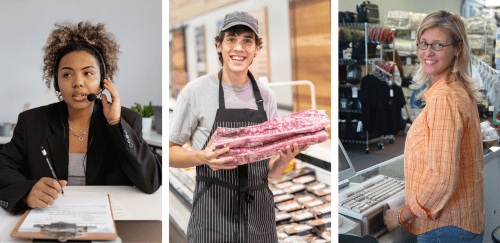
[471,55,500,122]
[472,55,499,76]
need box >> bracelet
[401,206,408,223]
[397,208,404,227]
[397,206,408,227]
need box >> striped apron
[187,69,277,243]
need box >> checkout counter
[339,146,500,243]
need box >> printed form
[18,191,115,233]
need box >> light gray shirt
[169,73,278,151]
[68,153,86,186]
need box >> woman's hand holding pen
[198,134,236,171]
[26,178,67,209]
[101,77,121,125]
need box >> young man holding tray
[169,11,306,243]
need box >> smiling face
[57,50,101,112]
[418,27,461,84]
[217,30,260,75]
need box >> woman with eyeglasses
[383,10,485,242]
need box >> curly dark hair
[42,21,121,99]
[214,25,263,65]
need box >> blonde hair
[412,10,481,102]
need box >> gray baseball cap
[220,11,259,36]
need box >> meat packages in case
[212,109,330,166]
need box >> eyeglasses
[416,42,454,51]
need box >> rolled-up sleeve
[407,95,464,220]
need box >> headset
[53,42,107,94]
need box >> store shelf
[339,84,353,88]
[339,109,361,113]
[339,23,366,28]
[339,58,358,66]
[340,139,367,145]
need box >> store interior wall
[339,0,462,24]
[0,0,162,123]
[171,0,294,113]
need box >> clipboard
[10,194,118,242]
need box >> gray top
[68,153,86,186]
[169,73,278,151]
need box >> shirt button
[129,144,133,149]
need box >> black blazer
[0,100,162,214]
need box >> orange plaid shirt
[404,76,485,235]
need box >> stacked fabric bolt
[213,109,330,166]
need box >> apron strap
[218,69,265,111]
[218,69,226,110]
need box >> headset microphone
[87,89,104,102]
[87,93,97,102]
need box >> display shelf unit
[338,23,396,153]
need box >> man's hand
[277,143,309,164]
[269,143,310,179]
[26,178,67,209]
[198,134,237,171]
[384,209,400,231]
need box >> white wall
[0,0,162,123]
[170,0,294,108]
[339,0,462,24]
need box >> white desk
[0,186,162,242]
[142,130,162,148]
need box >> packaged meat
[302,236,319,243]
[280,236,310,243]
[291,167,315,178]
[276,211,292,225]
[320,231,331,241]
[304,199,324,208]
[284,224,314,236]
[308,217,331,228]
[311,203,331,217]
[213,109,330,165]
[312,240,328,243]
[294,194,317,204]
[277,200,303,212]
[275,181,294,189]
[290,209,315,222]
[312,187,331,197]
[277,223,298,231]
[277,230,288,241]
[269,188,285,196]
[269,173,295,185]
[324,194,331,202]
[213,109,330,149]
[284,184,306,194]
[306,182,327,192]
[292,175,316,184]
[274,193,295,203]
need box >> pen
[40,146,64,196]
